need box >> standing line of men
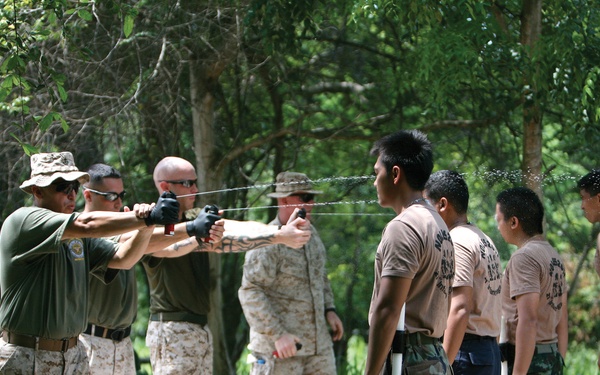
[364,130,569,375]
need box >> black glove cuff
[186,221,195,237]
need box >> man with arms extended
[80,163,225,374]
[495,187,567,375]
[425,170,503,374]
[238,171,344,375]
[365,130,455,375]
[0,152,179,374]
[577,169,600,368]
[144,156,312,375]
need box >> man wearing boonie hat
[0,151,180,374]
[239,171,344,375]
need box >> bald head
[154,156,199,212]
[153,157,195,191]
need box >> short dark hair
[496,187,544,236]
[87,163,122,184]
[425,170,469,214]
[370,130,433,190]
[577,169,600,196]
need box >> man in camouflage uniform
[143,157,313,375]
[238,171,344,375]
[0,152,179,374]
[496,187,567,375]
[365,130,455,375]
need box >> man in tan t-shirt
[365,130,455,375]
[425,170,503,375]
[576,169,600,369]
[495,187,567,375]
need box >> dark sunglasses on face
[160,179,197,188]
[291,193,315,203]
[83,186,126,201]
[54,181,80,195]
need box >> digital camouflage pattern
[146,320,212,375]
[0,341,89,374]
[250,347,335,375]
[238,221,335,357]
[79,334,135,375]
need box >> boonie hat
[267,172,323,198]
[20,152,89,194]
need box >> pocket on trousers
[404,359,443,375]
[251,360,273,375]
[468,350,494,366]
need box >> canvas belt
[150,312,208,326]
[1,330,77,352]
[84,324,131,342]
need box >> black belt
[84,324,131,342]
[150,312,207,326]
[1,331,78,352]
[463,333,496,341]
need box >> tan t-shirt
[451,224,502,337]
[369,203,455,338]
[502,238,566,344]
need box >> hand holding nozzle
[186,204,221,242]
[273,342,302,359]
[144,191,180,230]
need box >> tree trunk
[190,61,233,374]
[520,0,543,198]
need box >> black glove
[186,204,220,238]
[144,191,180,226]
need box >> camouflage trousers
[146,320,213,375]
[250,346,336,375]
[503,343,564,375]
[0,340,89,374]
[384,341,453,375]
[79,333,136,375]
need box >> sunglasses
[160,179,197,188]
[53,181,80,196]
[290,193,315,203]
[84,186,126,202]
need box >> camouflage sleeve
[238,245,287,339]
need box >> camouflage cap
[20,152,89,194]
[267,171,323,198]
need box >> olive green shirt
[142,208,210,316]
[0,207,118,339]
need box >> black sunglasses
[290,193,315,203]
[54,181,80,196]
[84,186,126,202]
[160,179,197,188]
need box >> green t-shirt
[88,265,137,329]
[142,208,210,316]
[0,207,118,339]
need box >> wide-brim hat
[20,152,89,194]
[267,171,323,198]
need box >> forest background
[1,0,600,373]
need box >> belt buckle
[60,338,70,352]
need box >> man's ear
[510,216,519,229]
[438,197,448,212]
[31,186,44,200]
[392,166,401,184]
[158,181,170,192]
[83,188,92,203]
